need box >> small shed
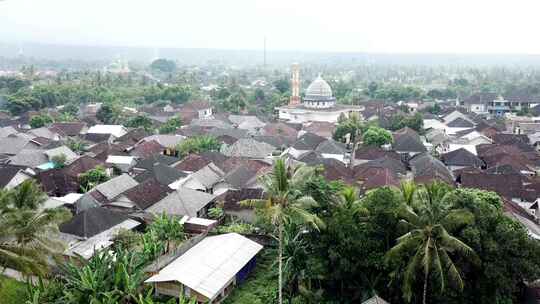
[145,233,263,303]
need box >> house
[28,127,61,141]
[219,188,264,222]
[459,93,498,114]
[441,148,484,171]
[130,140,164,159]
[0,126,18,138]
[392,127,427,157]
[0,134,39,155]
[113,178,173,210]
[460,172,525,200]
[9,149,48,168]
[135,154,180,171]
[115,128,150,147]
[214,166,263,194]
[145,233,263,303]
[86,124,128,138]
[146,187,217,218]
[135,163,187,188]
[314,139,347,163]
[0,165,34,189]
[354,146,400,166]
[79,174,139,209]
[262,122,298,139]
[410,153,454,185]
[228,115,266,131]
[44,145,79,164]
[141,134,186,149]
[178,101,213,123]
[49,122,87,137]
[302,121,336,138]
[288,132,327,158]
[177,163,225,194]
[59,207,141,259]
[106,155,137,172]
[220,138,275,159]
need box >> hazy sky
[1,0,540,54]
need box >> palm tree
[8,180,47,210]
[399,180,417,207]
[386,181,476,304]
[0,181,71,277]
[243,158,324,304]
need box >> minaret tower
[289,63,301,106]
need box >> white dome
[305,75,333,98]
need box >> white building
[276,66,362,123]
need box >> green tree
[51,153,67,168]
[243,159,324,304]
[96,103,121,124]
[386,182,477,304]
[147,213,186,252]
[176,135,221,157]
[30,114,54,128]
[0,181,71,277]
[79,166,109,192]
[362,126,392,147]
[158,116,182,134]
[125,114,153,131]
[274,78,291,94]
[150,58,177,73]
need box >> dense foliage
[176,135,221,157]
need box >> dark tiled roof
[115,128,149,146]
[441,148,484,168]
[59,207,129,238]
[356,167,400,193]
[460,172,524,199]
[220,188,264,211]
[302,122,335,138]
[292,132,326,150]
[83,133,113,144]
[262,122,298,138]
[491,133,530,145]
[461,93,498,105]
[355,146,400,161]
[37,169,80,196]
[134,163,187,185]
[175,153,212,172]
[224,166,259,189]
[123,178,172,209]
[0,164,27,188]
[446,117,474,128]
[130,140,164,159]
[354,156,407,176]
[392,127,426,153]
[64,156,104,177]
[410,153,454,185]
[135,154,180,171]
[49,122,86,137]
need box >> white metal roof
[145,233,263,300]
[87,125,127,138]
[106,155,135,164]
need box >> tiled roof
[460,172,524,199]
[49,122,86,137]
[59,207,129,238]
[123,178,172,209]
[292,132,326,150]
[441,148,484,168]
[130,140,164,159]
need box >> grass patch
[0,276,27,304]
[223,250,278,304]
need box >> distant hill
[2,42,540,67]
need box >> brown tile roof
[174,154,212,172]
[37,169,79,196]
[460,172,524,199]
[302,122,336,138]
[355,167,400,193]
[64,156,104,177]
[220,188,264,211]
[123,178,172,210]
[50,122,86,137]
[131,140,164,159]
[355,146,400,161]
[262,122,298,138]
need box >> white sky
[1,0,540,54]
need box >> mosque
[276,63,363,123]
